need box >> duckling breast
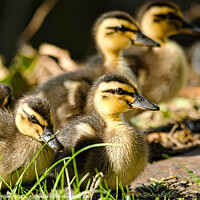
[138,40,188,103]
[0,135,55,187]
[103,124,148,188]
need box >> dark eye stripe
[154,13,181,21]
[102,89,115,94]
[122,90,135,97]
[106,25,137,33]
[23,108,43,126]
[102,89,135,97]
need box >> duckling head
[0,83,15,111]
[15,96,64,151]
[93,11,160,60]
[88,73,159,120]
[138,0,200,42]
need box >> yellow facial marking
[15,109,41,141]
[141,6,183,40]
[15,103,49,141]
[22,103,48,127]
[93,81,137,121]
[96,18,139,53]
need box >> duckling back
[35,67,105,130]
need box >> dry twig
[18,0,59,47]
[39,43,78,71]
[168,124,185,148]
[84,172,104,200]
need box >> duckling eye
[31,115,38,123]
[118,25,127,32]
[116,88,124,95]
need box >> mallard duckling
[91,10,160,77]
[35,11,160,130]
[0,96,63,188]
[124,0,200,104]
[56,73,159,189]
[0,83,15,112]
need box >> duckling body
[0,83,15,111]
[36,67,104,130]
[0,96,63,188]
[125,40,187,103]
[0,114,54,186]
[35,11,159,130]
[124,0,200,104]
[56,73,159,189]
[57,115,147,189]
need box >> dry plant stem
[36,56,64,74]
[39,43,79,71]
[180,123,193,141]
[84,172,104,200]
[18,0,59,47]
[162,176,178,182]
[169,124,179,136]
[168,124,185,148]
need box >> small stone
[176,186,186,191]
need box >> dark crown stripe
[104,15,134,24]
[95,11,138,28]
[146,2,178,11]
[97,73,133,87]
[137,1,180,22]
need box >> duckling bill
[56,73,159,189]
[131,92,159,110]
[41,127,63,151]
[133,31,160,47]
[180,19,200,35]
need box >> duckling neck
[102,50,125,72]
[101,113,124,125]
[141,24,167,44]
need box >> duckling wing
[55,115,108,180]
[0,110,17,163]
[56,115,104,152]
[0,111,16,140]
[35,67,104,130]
